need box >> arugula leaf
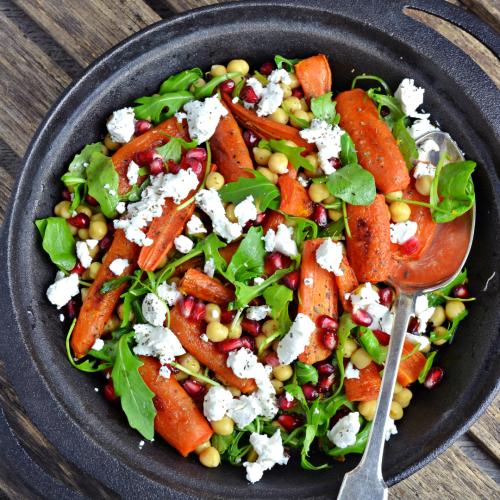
[430,309,468,343]
[334,313,357,396]
[134,91,193,123]
[295,361,319,386]
[367,92,405,131]
[35,217,76,270]
[326,164,376,206]
[225,227,266,282]
[283,384,310,421]
[112,334,156,440]
[194,72,242,100]
[87,152,120,218]
[274,55,302,73]
[340,133,357,167]
[318,218,345,240]
[418,351,437,383]
[352,75,393,96]
[283,216,318,249]
[358,327,388,365]
[159,68,203,94]
[212,432,235,454]
[121,176,150,203]
[316,395,353,436]
[427,270,467,308]
[218,169,281,211]
[231,77,246,99]
[310,93,337,126]
[263,284,293,319]
[324,419,372,457]
[301,424,329,470]
[197,233,228,275]
[156,135,199,164]
[259,139,315,172]
[282,102,310,129]
[393,118,418,170]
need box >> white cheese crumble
[326,412,361,449]
[109,258,129,276]
[244,78,264,109]
[59,314,65,322]
[234,195,257,226]
[46,271,80,309]
[394,79,425,117]
[277,313,316,365]
[109,190,116,196]
[413,161,436,179]
[157,281,182,306]
[232,96,239,103]
[91,338,104,351]
[107,107,136,144]
[186,214,207,235]
[304,278,313,286]
[256,82,284,117]
[344,361,360,379]
[409,118,440,140]
[200,333,209,342]
[174,235,193,254]
[104,184,110,189]
[390,221,418,245]
[298,176,309,188]
[174,111,187,123]
[76,241,92,268]
[127,160,140,185]
[386,418,398,441]
[203,385,235,421]
[116,202,126,214]
[158,168,199,204]
[261,224,298,257]
[246,305,271,321]
[405,333,430,351]
[204,257,216,278]
[314,407,320,414]
[254,277,265,285]
[411,295,435,333]
[142,293,168,326]
[284,392,294,402]
[86,239,98,249]
[419,139,440,154]
[183,95,228,143]
[316,239,344,276]
[268,69,291,85]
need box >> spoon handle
[337,290,417,500]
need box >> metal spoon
[337,131,476,500]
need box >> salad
[37,54,475,483]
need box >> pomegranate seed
[253,212,268,226]
[278,413,303,433]
[107,223,116,233]
[104,384,120,403]
[407,317,420,334]
[291,87,304,99]
[302,383,319,401]
[351,308,373,327]
[318,315,339,331]
[67,213,90,229]
[424,367,444,389]
[184,157,203,175]
[134,119,152,137]
[243,130,259,148]
[86,194,98,205]
[283,270,300,291]
[64,299,80,320]
[379,288,393,308]
[278,395,294,411]
[241,318,262,337]
[371,330,390,346]
[191,302,206,321]
[134,149,163,166]
[219,338,244,353]
[70,260,85,275]
[266,252,285,270]
[380,105,390,118]
[164,363,179,374]
[322,330,338,350]
[98,233,113,250]
[183,380,204,398]
[317,375,335,393]
[62,189,72,201]
[241,336,256,353]
[313,205,328,227]
[180,296,195,318]
[401,236,420,256]
[330,408,349,427]
[220,309,237,324]
[315,360,335,377]
[150,157,166,176]
[452,284,470,299]
[167,159,181,174]
[219,79,235,93]
[186,147,208,162]
[328,158,342,170]
[265,352,280,367]
[259,62,275,76]
[240,85,259,104]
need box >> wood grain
[470,394,500,462]
[0,167,13,226]
[460,0,500,34]
[159,0,228,14]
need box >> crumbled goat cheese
[268,69,291,85]
[412,295,435,333]
[174,111,187,123]
[316,239,344,276]
[277,313,316,365]
[349,282,380,308]
[109,190,116,196]
[261,228,276,252]
[314,407,320,414]
[234,195,258,226]
[186,214,207,235]
[174,235,194,254]
[142,293,168,326]
[76,241,92,268]
[204,257,216,278]
[133,323,185,377]
[298,176,309,188]
[157,281,182,306]
[107,107,136,144]
[91,338,104,351]
[59,314,65,322]
[232,96,239,103]
[244,78,264,109]
[201,333,209,342]
[300,119,344,174]
[394,79,425,117]
[405,333,430,351]
[116,202,126,214]
[304,278,313,286]
[386,418,398,441]
[285,392,294,402]
[256,82,284,117]
[409,118,440,140]
[109,258,129,276]
[127,160,140,185]
[104,184,110,189]
[83,162,89,168]
[139,440,145,448]
[327,412,361,449]
[195,188,242,242]
[46,271,80,309]
[203,385,234,421]
[262,224,298,257]
[390,221,418,245]
[246,305,271,321]
[159,168,199,204]
[419,139,440,154]
[254,277,265,285]
[86,239,98,249]
[183,95,228,143]
[413,161,436,179]
[345,362,360,379]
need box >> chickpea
[255,334,268,351]
[324,194,337,205]
[67,184,76,193]
[54,201,72,219]
[387,205,391,220]
[199,447,220,468]
[91,213,106,223]
[328,209,343,222]
[206,322,229,342]
[340,242,347,255]
[246,447,258,463]
[268,153,289,174]
[420,335,431,353]
[104,133,121,151]
[271,379,284,395]
[351,348,373,370]
[227,385,241,397]
[215,374,230,386]
[103,314,120,333]
[76,205,92,218]
[358,400,377,421]
[167,247,177,259]
[309,183,330,203]
[262,319,279,337]
[167,276,180,286]
[258,348,271,364]
[67,222,78,235]
[394,381,403,395]
[273,364,293,382]
[307,112,315,121]
[385,190,403,201]
[78,228,90,240]
[283,218,297,228]
[156,255,169,270]
[89,221,108,240]
[205,303,222,323]
[393,388,413,409]
[81,288,90,302]
[210,65,227,77]
[415,175,433,196]
[390,401,404,420]
[432,326,448,346]
[304,153,319,170]
[227,59,250,76]
[175,370,189,381]
[389,201,411,223]
[225,204,238,223]
[253,147,272,166]
[430,305,446,327]
[101,252,109,264]
[271,420,287,432]
[88,244,100,259]
[117,303,136,323]
[81,268,91,281]
[206,172,225,191]
[256,167,278,185]
[194,440,211,456]
[343,338,358,358]
[283,97,301,112]
[267,107,289,125]
[188,78,206,93]
[211,415,234,436]
[299,98,309,111]
[279,83,292,99]
[178,353,200,373]
[288,73,300,89]
[89,262,102,280]
[445,300,466,321]
[229,324,242,339]
[272,338,280,352]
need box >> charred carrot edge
[336,255,359,313]
[278,175,315,218]
[397,340,427,387]
[336,88,410,193]
[219,241,240,265]
[345,361,382,402]
[210,99,255,184]
[71,229,141,358]
[221,93,315,153]
[112,117,191,195]
[169,306,256,393]
[262,210,286,235]
[171,254,205,278]
[138,356,213,456]
[294,55,332,104]
[179,268,236,306]
[298,240,338,364]
[346,194,391,283]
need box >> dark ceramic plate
[1,1,500,498]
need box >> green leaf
[263,284,293,319]
[334,313,357,396]
[281,102,310,129]
[429,309,468,343]
[194,72,242,100]
[196,232,228,275]
[393,118,418,171]
[225,227,266,282]
[295,361,319,386]
[368,93,405,130]
[310,93,337,126]
[156,135,199,164]
[61,142,102,185]
[35,217,76,271]
[87,152,120,218]
[274,55,302,72]
[112,334,156,440]
[418,351,437,383]
[134,91,193,123]
[301,424,330,470]
[358,327,388,365]
[231,77,246,99]
[218,169,281,211]
[316,395,352,436]
[325,419,372,457]
[259,139,315,172]
[318,218,345,240]
[283,384,310,421]
[121,176,150,203]
[212,432,236,454]
[159,68,203,94]
[279,215,317,249]
[426,270,467,308]
[352,75,393,96]
[326,164,376,206]
[340,133,358,167]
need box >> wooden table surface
[1,0,500,498]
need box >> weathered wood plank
[159,0,227,14]
[11,0,161,67]
[456,433,500,484]
[460,0,500,34]
[470,394,500,462]
[0,167,14,227]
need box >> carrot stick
[346,194,391,283]
[285,161,297,180]
[219,241,240,265]
[138,356,213,456]
[262,210,286,235]
[335,89,410,194]
[277,175,315,218]
[336,255,359,313]
[397,340,427,387]
[112,117,190,195]
[169,306,256,393]
[210,99,255,184]
[344,361,382,402]
[179,268,236,306]
[294,55,332,104]
[298,240,338,364]
[71,229,140,358]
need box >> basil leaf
[393,118,418,171]
[358,327,388,365]
[112,334,156,440]
[274,55,302,73]
[156,135,199,164]
[212,432,235,454]
[194,72,242,100]
[259,139,315,172]
[159,68,203,94]
[340,133,358,167]
[35,217,76,270]
[301,424,330,470]
[295,361,319,386]
[318,218,345,239]
[263,284,293,320]
[418,351,437,383]
[427,270,467,308]
[225,226,266,282]
[310,93,337,126]
[334,313,357,396]
[134,91,193,124]
[326,164,376,206]
[324,419,372,457]
[86,152,120,218]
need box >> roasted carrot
[336,255,359,313]
[210,99,255,184]
[171,254,205,278]
[169,306,256,393]
[336,89,410,193]
[221,93,314,153]
[346,194,391,283]
[294,55,332,104]
[298,240,338,364]
[138,356,213,456]
[179,268,236,306]
[219,241,240,264]
[397,340,427,387]
[71,229,141,358]
[262,210,286,235]
[344,361,382,402]
[278,175,315,218]
[285,161,297,180]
